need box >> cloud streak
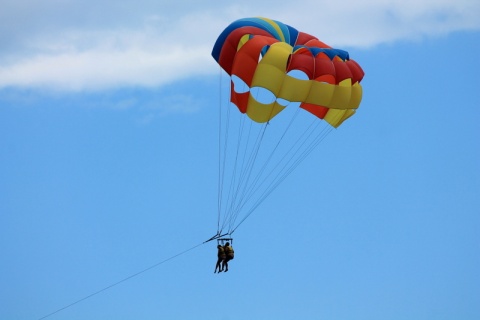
[1,0,479,91]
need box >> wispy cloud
[1,0,479,91]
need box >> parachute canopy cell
[212,17,365,127]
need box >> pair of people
[214,242,234,273]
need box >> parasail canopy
[210,17,365,238]
[212,17,364,128]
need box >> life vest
[217,246,226,258]
[224,245,234,258]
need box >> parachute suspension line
[256,119,331,205]
[230,112,312,231]
[218,99,346,234]
[233,120,256,208]
[230,109,337,234]
[235,108,302,208]
[225,109,300,229]
[221,115,248,233]
[248,120,333,217]
[224,97,280,232]
[223,117,249,232]
[217,69,233,235]
[225,121,269,233]
[217,67,223,233]
[221,117,269,234]
[216,79,261,235]
[267,123,330,193]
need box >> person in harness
[221,242,234,272]
[214,244,226,273]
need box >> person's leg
[224,257,230,271]
[215,258,222,273]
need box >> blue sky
[1,1,479,319]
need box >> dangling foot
[225,269,228,272]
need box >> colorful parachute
[212,17,364,127]
[210,18,365,238]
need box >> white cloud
[0,9,221,91]
[0,39,214,91]
[0,0,478,91]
